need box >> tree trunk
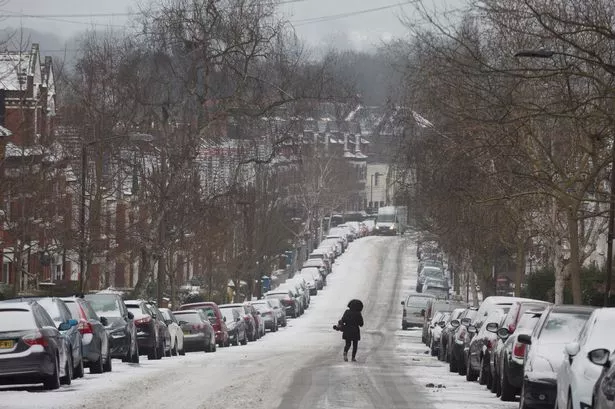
[553,240,566,304]
[471,271,479,306]
[566,207,583,304]
[515,238,526,297]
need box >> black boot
[343,351,348,362]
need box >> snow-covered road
[1,235,517,409]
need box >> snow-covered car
[592,351,615,409]
[265,298,287,327]
[265,290,299,319]
[556,307,615,409]
[302,258,330,276]
[124,299,165,360]
[518,305,595,409]
[301,266,324,290]
[223,303,257,341]
[173,310,217,352]
[249,300,278,332]
[309,248,335,265]
[428,311,448,356]
[217,306,248,346]
[244,303,265,339]
[298,269,319,295]
[319,239,342,257]
[158,308,185,355]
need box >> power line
[292,1,414,26]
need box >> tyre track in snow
[276,236,434,409]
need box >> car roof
[0,301,38,311]
[550,304,597,314]
[181,302,216,307]
[173,309,199,314]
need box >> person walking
[338,299,364,362]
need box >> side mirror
[127,311,134,320]
[401,301,405,306]
[235,317,241,322]
[151,313,157,319]
[460,318,471,326]
[450,320,460,328]
[100,316,108,326]
[517,334,532,345]
[256,311,261,315]
[565,342,581,360]
[497,327,510,340]
[588,349,611,367]
[223,316,227,322]
[467,325,477,334]
[178,320,188,326]
[486,322,499,333]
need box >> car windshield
[85,295,122,317]
[36,299,63,323]
[174,312,201,324]
[406,296,433,307]
[539,312,590,343]
[423,268,443,278]
[517,312,541,331]
[64,301,82,319]
[219,308,236,323]
[424,287,448,299]
[160,310,171,321]
[267,293,288,300]
[0,309,36,331]
[252,304,268,312]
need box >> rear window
[86,295,122,317]
[266,293,289,300]
[219,308,236,322]
[36,299,63,323]
[406,295,433,307]
[0,309,37,331]
[539,312,589,343]
[63,301,83,319]
[517,312,541,331]
[174,312,201,324]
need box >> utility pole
[79,144,87,293]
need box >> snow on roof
[0,45,41,92]
[4,142,44,158]
[345,105,363,121]
[343,151,356,158]
[0,125,12,137]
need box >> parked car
[31,297,87,378]
[179,302,229,347]
[490,300,550,399]
[592,350,615,409]
[491,309,543,398]
[302,258,331,276]
[223,303,257,341]
[244,303,265,339]
[159,308,185,356]
[124,299,164,360]
[449,307,479,374]
[61,296,114,370]
[250,300,278,332]
[173,310,216,352]
[417,266,445,293]
[518,305,596,409]
[401,292,436,329]
[438,308,465,361]
[429,311,450,356]
[466,307,507,385]
[299,268,321,295]
[0,301,72,389]
[276,283,304,316]
[147,302,172,356]
[218,305,248,346]
[85,293,139,363]
[423,279,449,299]
[556,307,615,409]
[422,299,467,344]
[266,298,287,327]
[266,289,299,318]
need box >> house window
[374,174,380,186]
[55,264,64,281]
[2,261,9,283]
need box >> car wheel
[465,360,478,381]
[211,335,217,352]
[240,331,248,345]
[102,348,113,372]
[567,392,573,409]
[478,356,488,385]
[519,381,529,409]
[74,354,85,378]
[156,340,164,360]
[179,346,186,356]
[90,352,104,374]
[131,344,140,363]
[147,342,158,360]
[490,367,498,394]
[281,319,287,327]
[172,339,178,356]
[60,354,73,385]
[500,362,515,401]
[43,355,61,390]
[449,353,458,373]
[204,338,210,352]
[458,358,467,376]
[430,339,437,356]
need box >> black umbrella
[348,299,364,312]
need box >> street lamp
[515,48,615,306]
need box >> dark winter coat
[340,309,364,341]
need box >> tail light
[513,342,526,359]
[134,316,152,325]
[78,320,93,335]
[508,324,516,333]
[459,331,465,341]
[487,340,493,350]
[192,324,204,331]
[212,321,221,332]
[23,331,48,347]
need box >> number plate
[183,331,191,335]
[0,340,14,349]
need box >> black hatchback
[0,301,70,389]
[85,293,139,363]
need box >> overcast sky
[0,0,463,52]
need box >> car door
[34,304,65,371]
[57,300,81,365]
[558,316,592,408]
[82,299,110,358]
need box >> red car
[179,302,230,347]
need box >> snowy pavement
[1,235,518,409]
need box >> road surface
[1,235,516,409]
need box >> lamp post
[515,48,615,306]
